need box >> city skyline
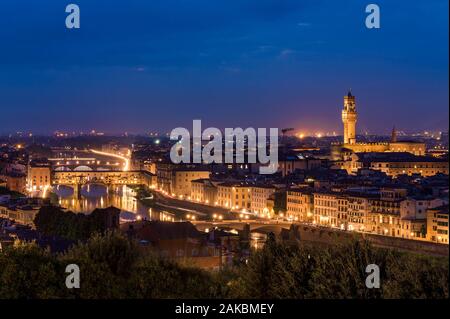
[0,0,448,134]
[0,1,449,304]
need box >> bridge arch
[73,165,93,171]
[54,166,72,171]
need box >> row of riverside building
[287,187,448,243]
[153,159,449,245]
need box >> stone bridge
[193,220,293,233]
[52,170,156,198]
[193,221,449,256]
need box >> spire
[391,126,397,143]
[347,88,353,97]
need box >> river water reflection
[53,184,175,222]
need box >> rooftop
[126,220,203,241]
[356,152,448,163]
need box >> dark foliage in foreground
[230,237,449,299]
[33,206,114,241]
[0,233,447,299]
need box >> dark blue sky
[0,0,448,135]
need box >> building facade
[27,161,51,191]
[426,205,449,244]
[156,162,210,197]
[340,152,449,177]
[286,188,314,222]
[368,158,449,177]
[190,179,218,205]
[313,191,340,227]
[332,92,426,161]
[217,182,252,211]
[0,172,26,193]
[251,185,276,216]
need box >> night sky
[0,0,448,135]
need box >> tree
[0,242,65,299]
[34,206,119,241]
[60,232,140,298]
[0,232,447,299]
[230,239,449,299]
[273,191,287,214]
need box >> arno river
[47,149,180,222]
[52,184,176,222]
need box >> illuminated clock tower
[342,91,357,144]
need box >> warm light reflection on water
[53,184,174,221]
